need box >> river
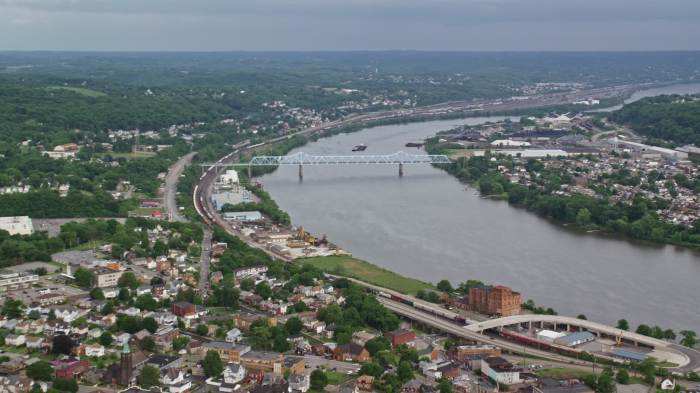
[259,85,700,332]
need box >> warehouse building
[554,331,596,347]
[222,211,263,222]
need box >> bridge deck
[204,151,451,166]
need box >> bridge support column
[298,164,303,181]
[528,321,532,331]
[399,163,404,177]
[248,165,252,180]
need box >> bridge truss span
[203,151,452,179]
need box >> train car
[390,294,414,307]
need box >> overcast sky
[2,0,700,51]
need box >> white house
[102,287,119,299]
[288,374,310,392]
[25,336,44,350]
[660,379,675,391]
[115,333,131,346]
[85,344,106,357]
[223,363,246,384]
[4,334,25,347]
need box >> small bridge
[204,151,451,179]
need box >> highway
[378,297,595,366]
[164,151,196,222]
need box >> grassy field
[325,371,353,385]
[47,85,108,97]
[535,368,595,380]
[300,255,434,295]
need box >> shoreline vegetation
[300,255,435,295]
[424,138,700,250]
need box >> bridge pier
[248,165,252,180]
[298,164,303,181]
[399,163,404,177]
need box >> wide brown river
[260,85,700,332]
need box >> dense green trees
[611,94,700,146]
[203,350,224,378]
[310,369,328,391]
[26,360,54,381]
[426,149,700,249]
[139,365,161,388]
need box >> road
[198,228,212,294]
[164,151,196,222]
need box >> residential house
[288,373,310,392]
[223,363,246,384]
[5,334,25,347]
[333,343,370,363]
[85,344,106,357]
[385,329,416,347]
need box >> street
[164,151,196,222]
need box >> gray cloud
[1,0,699,50]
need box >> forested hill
[611,95,700,146]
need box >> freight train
[371,289,468,325]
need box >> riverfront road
[164,151,196,222]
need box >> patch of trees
[426,150,700,249]
[610,94,700,146]
[317,284,399,344]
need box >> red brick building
[333,343,370,363]
[385,329,416,347]
[171,301,196,317]
[53,359,90,380]
[468,285,521,316]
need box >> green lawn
[325,371,353,385]
[301,255,434,295]
[536,368,595,380]
[46,86,108,97]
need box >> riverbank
[424,137,700,250]
[300,255,435,295]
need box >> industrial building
[222,211,263,222]
[210,191,252,211]
[536,330,566,343]
[468,285,521,316]
[553,331,595,347]
[480,357,522,385]
[0,216,33,236]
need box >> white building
[0,271,39,292]
[288,374,310,392]
[481,357,521,385]
[0,216,33,236]
[225,328,242,343]
[219,170,240,185]
[536,330,566,343]
[223,363,246,384]
[85,344,106,357]
[94,269,123,288]
[5,334,26,347]
[490,139,531,147]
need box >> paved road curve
[164,151,196,222]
